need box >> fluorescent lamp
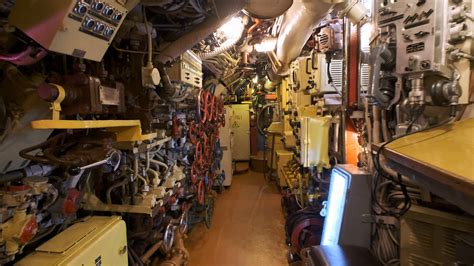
[254,38,277,53]
[321,169,349,245]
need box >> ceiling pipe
[274,0,367,75]
[274,0,336,75]
[155,0,292,64]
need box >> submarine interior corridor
[0,0,472,265]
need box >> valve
[198,90,208,124]
[195,141,203,167]
[197,179,205,205]
[188,121,197,144]
[191,163,199,184]
[207,93,215,123]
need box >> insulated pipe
[274,0,367,75]
[275,0,335,75]
[198,37,240,60]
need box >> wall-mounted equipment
[9,0,136,61]
[299,116,331,169]
[289,55,320,94]
[17,216,128,265]
[168,50,203,88]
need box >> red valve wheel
[207,93,215,123]
[191,163,199,184]
[188,121,197,144]
[206,175,214,192]
[197,179,205,205]
[195,141,203,167]
[198,90,208,125]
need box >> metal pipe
[364,98,373,171]
[150,159,169,172]
[381,109,390,141]
[340,18,351,164]
[140,240,164,263]
[373,105,381,144]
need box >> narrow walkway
[186,170,288,266]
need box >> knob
[84,17,95,29]
[112,12,123,21]
[94,23,105,32]
[74,3,87,15]
[92,1,104,11]
[102,6,114,16]
[104,27,115,37]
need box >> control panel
[377,0,448,75]
[9,0,137,61]
[373,0,472,106]
[289,55,320,94]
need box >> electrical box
[279,78,290,112]
[289,55,320,93]
[168,50,203,87]
[9,0,137,62]
[17,216,128,266]
[299,116,331,169]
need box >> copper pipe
[247,18,262,34]
[140,240,163,263]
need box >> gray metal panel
[336,164,372,248]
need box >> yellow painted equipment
[277,150,294,186]
[17,216,128,266]
[9,0,137,62]
[31,119,157,142]
[300,116,331,170]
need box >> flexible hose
[198,38,240,60]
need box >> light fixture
[321,168,349,246]
[218,17,244,40]
[254,38,277,53]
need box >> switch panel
[9,0,138,61]
[375,0,473,104]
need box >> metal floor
[186,170,288,266]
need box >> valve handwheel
[198,90,208,124]
[188,121,197,144]
[195,141,203,167]
[197,179,205,205]
[207,93,215,123]
[191,163,199,184]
